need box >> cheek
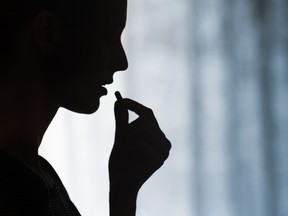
[63,22,111,76]
[67,38,109,78]
[42,32,110,114]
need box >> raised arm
[109,95,171,216]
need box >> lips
[99,78,113,95]
[101,79,113,86]
[100,85,108,95]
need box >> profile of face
[39,0,128,114]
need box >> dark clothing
[0,150,81,216]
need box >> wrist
[109,185,139,216]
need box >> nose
[119,46,128,71]
[111,42,128,72]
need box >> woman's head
[0,0,128,114]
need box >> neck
[0,80,58,173]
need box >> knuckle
[165,151,170,160]
[161,136,171,150]
[161,150,170,161]
[146,108,154,115]
[166,139,172,150]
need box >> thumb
[114,100,129,143]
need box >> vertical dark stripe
[256,0,276,215]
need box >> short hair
[0,0,100,71]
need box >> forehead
[103,0,127,24]
[81,0,127,28]
[75,0,127,39]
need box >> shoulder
[0,150,50,215]
[38,155,59,180]
[39,156,71,199]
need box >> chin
[63,99,101,115]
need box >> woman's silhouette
[0,0,171,215]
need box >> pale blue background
[40,0,288,215]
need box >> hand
[109,98,171,192]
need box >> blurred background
[40,0,288,215]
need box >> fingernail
[115,91,123,101]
